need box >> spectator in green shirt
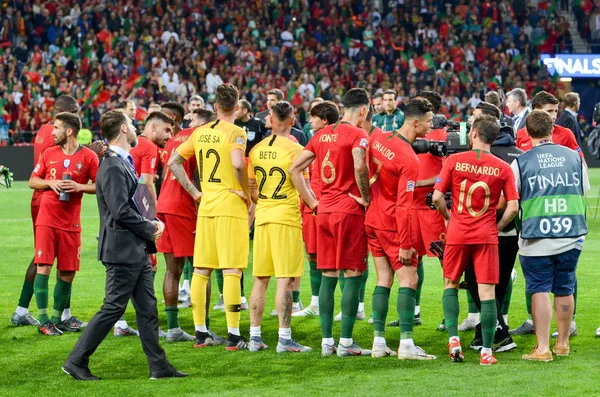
[372,90,404,132]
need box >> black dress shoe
[150,366,188,380]
[62,361,100,381]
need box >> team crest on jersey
[76,161,84,171]
[236,137,246,145]
[359,138,368,149]
[37,249,43,258]
[63,159,71,168]
[406,180,415,192]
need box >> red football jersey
[158,147,168,168]
[516,125,583,158]
[32,123,55,205]
[301,154,323,214]
[434,150,519,245]
[130,135,159,178]
[366,133,420,249]
[413,128,447,209]
[31,146,99,232]
[157,128,198,219]
[304,121,369,215]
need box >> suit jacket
[96,151,156,265]
[514,108,530,132]
[556,110,582,140]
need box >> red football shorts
[34,225,81,271]
[149,253,157,266]
[156,213,195,258]
[302,212,318,255]
[412,209,447,257]
[317,213,367,271]
[366,225,417,270]
[443,244,499,284]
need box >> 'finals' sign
[541,54,600,78]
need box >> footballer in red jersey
[366,98,437,360]
[156,107,213,341]
[12,95,82,329]
[515,91,584,159]
[433,115,519,365]
[294,100,340,318]
[290,88,371,356]
[130,111,174,270]
[28,113,99,336]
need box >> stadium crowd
[0,0,587,145]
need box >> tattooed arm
[168,151,202,202]
[351,147,370,207]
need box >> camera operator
[463,102,523,352]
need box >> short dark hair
[145,111,175,126]
[404,98,433,120]
[54,95,79,114]
[160,101,185,121]
[100,110,128,142]
[193,108,217,124]
[342,88,371,110]
[239,99,252,112]
[414,90,442,113]
[366,105,374,121]
[531,91,559,109]
[476,102,501,120]
[117,99,135,109]
[55,112,82,137]
[267,88,284,100]
[382,89,397,99]
[507,88,527,107]
[563,92,580,108]
[215,83,239,113]
[525,110,553,139]
[310,101,339,125]
[484,91,501,107]
[270,101,294,122]
[472,114,500,144]
[372,92,383,100]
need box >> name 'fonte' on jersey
[319,133,338,143]
[454,162,500,176]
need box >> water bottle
[59,171,72,202]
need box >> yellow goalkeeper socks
[191,273,209,331]
[223,273,242,335]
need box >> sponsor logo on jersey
[34,164,40,173]
[151,158,156,169]
[406,180,415,192]
[63,159,71,168]
[359,137,369,149]
[235,137,246,145]
[435,177,442,183]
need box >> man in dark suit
[506,88,530,133]
[556,92,584,143]
[62,110,186,381]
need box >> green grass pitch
[1,173,599,396]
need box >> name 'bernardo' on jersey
[372,140,395,160]
[454,162,500,176]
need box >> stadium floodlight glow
[541,54,600,78]
[560,77,573,82]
